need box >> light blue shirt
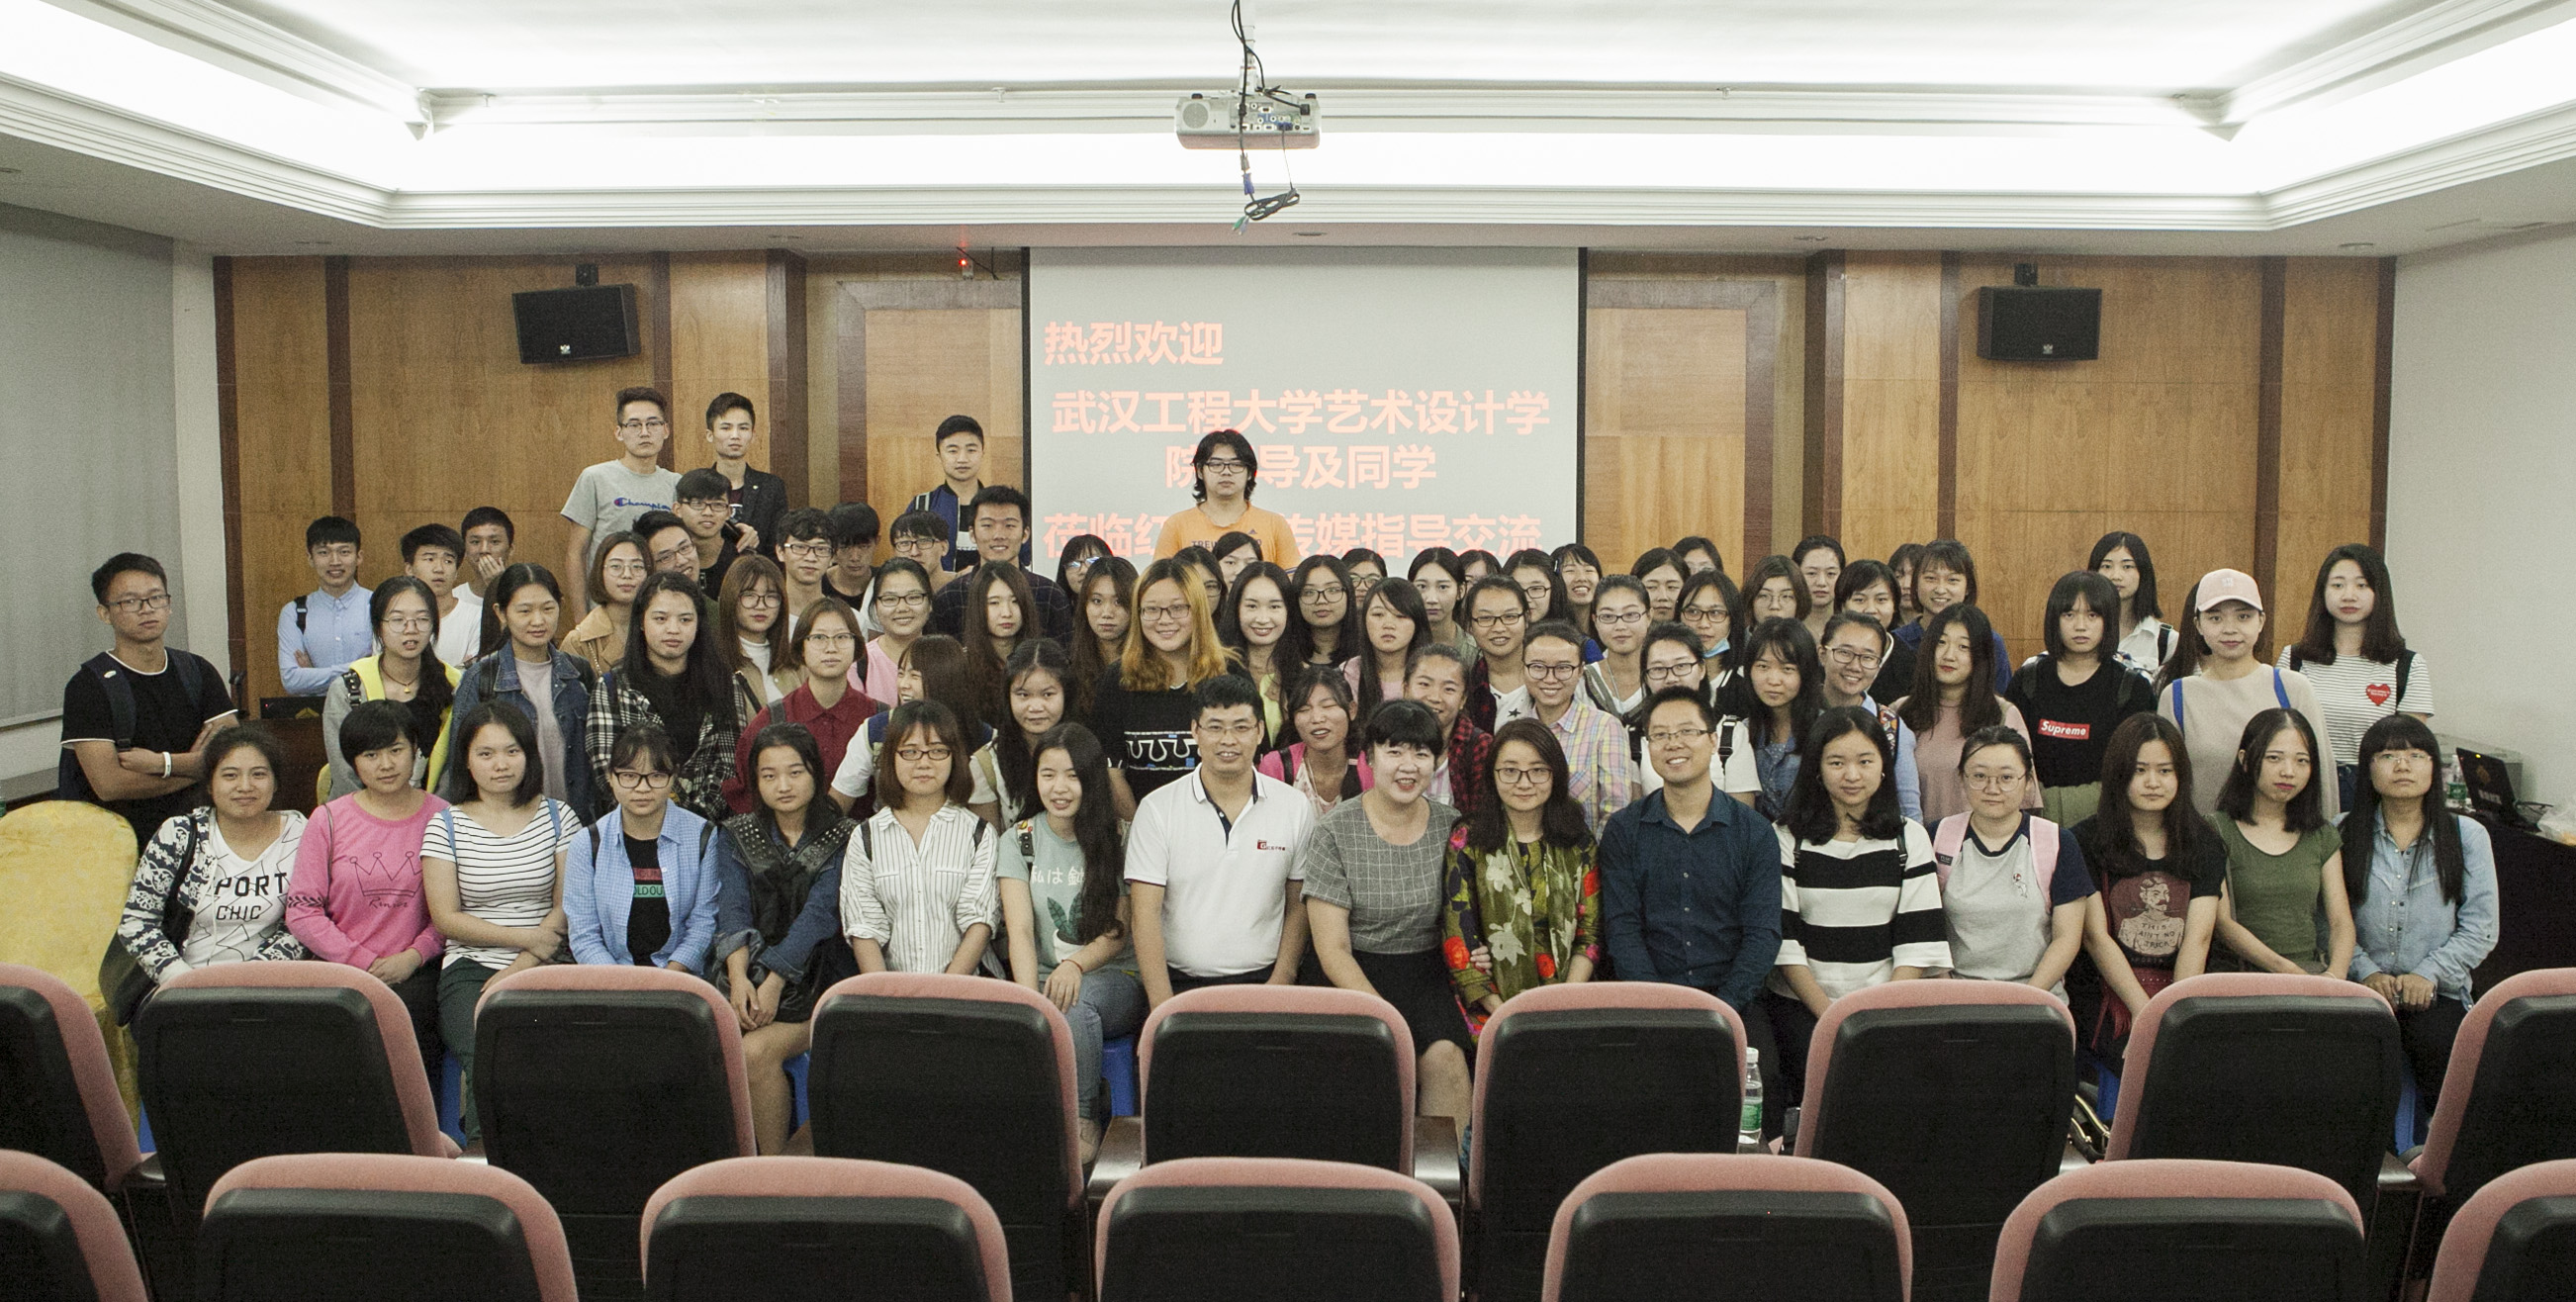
[2346,812,2499,1006]
[565,805,720,972]
[277,585,375,696]
[1751,701,1923,824]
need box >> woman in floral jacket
[1441,717,1602,1030]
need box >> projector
[1175,92,1320,149]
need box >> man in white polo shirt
[1128,673,1316,1007]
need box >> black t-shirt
[634,666,706,765]
[1869,638,1917,703]
[624,832,671,967]
[59,649,234,845]
[2070,815,2224,974]
[2007,656,2156,790]
[1090,665,1201,802]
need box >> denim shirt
[449,649,596,817]
[2345,812,2499,1006]
[565,804,718,972]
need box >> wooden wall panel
[860,306,1023,527]
[1836,252,1944,564]
[670,250,773,473]
[228,256,331,705]
[341,256,659,632]
[1581,306,1748,570]
[2273,257,2383,626]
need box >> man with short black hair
[1126,674,1316,1007]
[699,391,786,556]
[562,386,681,620]
[61,553,239,846]
[775,508,835,634]
[822,502,880,608]
[460,507,514,601]
[280,515,372,697]
[1599,685,1783,1012]
[907,415,1028,571]
[888,509,958,595]
[674,468,747,596]
[403,522,483,667]
[929,485,1074,642]
[633,510,700,585]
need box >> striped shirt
[2277,647,2436,766]
[840,802,999,974]
[423,799,578,971]
[1771,820,1950,1001]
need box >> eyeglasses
[1644,663,1700,685]
[1140,603,1192,621]
[617,418,669,432]
[1647,726,1711,746]
[104,592,173,613]
[1681,604,1727,622]
[2371,750,2434,768]
[1824,645,1883,669]
[603,560,649,579]
[894,746,953,763]
[611,770,674,790]
[1197,721,1262,741]
[781,541,831,559]
[805,631,856,648]
[1965,771,2024,790]
[1525,662,1580,681]
[1495,765,1550,787]
[383,614,433,631]
[877,592,928,609]
[739,592,782,608]
[1594,608,1646,626]
[678,498,727,512]
[652,546,692,567]
[1200,458,1248,474]
[1301,586,1346,603]
[1469,610,1524,628]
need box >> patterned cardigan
[118,807,309,979]
[583,668,745,823]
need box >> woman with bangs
[2006,571,2155,826]
[1052,532,1111,601]
[1442,716,1601,1029]
[1260,664,1373,817]
[827,633,987,817]
[1893,603,2037,826]
[723,596,875,815]
[1550,542,1605,650]
[1504,548,1570,626]
[1895,539,2011,692]
[2209,707,2354,976]
[1283,554,1363,671]
[1092,556,1232,816]
[841,698,998,976]
[2343,713,2496,1112]
[1218,560,1296,749]
[961,560,1040,735]
[1343,575,1434,716]
[1675,569,1743,686]
[860,557,933,706]
[2280,543,2436,806]
[968,638,1072,828]
[1069,555,1138,718]
[1740,554,1810,631]
[565,530,649,675]
[2070,714,2224,1063]
[716,555,799,714]
[1731,616,1827,821]
[321,575,460,800]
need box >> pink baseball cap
[2195,568,2263,611]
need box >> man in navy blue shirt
[1599,685,1783,1011]
[906,414,1031,572]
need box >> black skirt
[1353,947,1476,1058]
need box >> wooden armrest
[2377,1151,2421,1194]
[1411,1116,1460,1206]
[1086,1116,1145,1211]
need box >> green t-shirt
[995,817,1137,975]
[2211,815,2343,974]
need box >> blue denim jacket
[2345,812,2499,1006]
[448,649,596,817]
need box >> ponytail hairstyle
[482,563,563,663]
[1030,721,1128,947]
[2154,571,2270,691]
[2346,713,2463,906]
[2293,543,2407,666]
[1897,603,2003,737]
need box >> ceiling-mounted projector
[1176,92,1320,148]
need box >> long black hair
[480,562,563,664]
[1353,576,1432,712]
[2092,713,2215,876]
[2293,543,2408,666]
[2345,713,2464,906]
[370,575,455,742]
[442,699,545,806]
[745,720,849,839]
[1783,705,1904,845]
[1898,603,2004,736]
[1503,548,1570,624]
[1031,721,1128,946]
[1069,555,1138,719]
[1281,554,1363,668]
[1728,615,1824,748]
[622,571,737,731]
[1218,560,1296,659]
[2089,530,2163,623]
[1463,717,1593,853]
[1053,532,1110,597]
[994,639,1071,819]
[2213,707,2328,833]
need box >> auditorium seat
[805,973,1081,1302]
[642,1157,1013,1302]
[195,1153,577,1302]
[2105,973,2400,1211]
[473,965,754,1302]
[134,962,457,1218]
[1990,1159,2366,1302]
[0,962,144,1194]
[1135,984,1416,1170]
[1095,1156,1458,1302]
[1794,978,2075,1302]
[1540,1153,1908,1302]
[2424,1158,2576,1302]
[0,1150,148,1302]
[2409,968,2576,1205]
[1470,982,1745,1302]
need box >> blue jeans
[1068,967,1148,1120]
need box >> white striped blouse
[839,802,999,974]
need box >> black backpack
[57,651,214,803]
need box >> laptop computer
[2455,746,2530,829]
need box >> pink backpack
[1930,812,2060,891]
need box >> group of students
[60,407,2495,1162]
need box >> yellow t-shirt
[1152,504,1302,567]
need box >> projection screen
[1026,247,1581,567]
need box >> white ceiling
[2,0,2574,255]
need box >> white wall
[2388,226,2576,803]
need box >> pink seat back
[1989,1159,2360,1301]
[1138,984,1416,1162]
[643,1157,1014,1302]
[1794,977,2071,1157]
[481,963,756,1158]
[156,960,453,1159]
[2105,972,2390,1162]
[1540,1154,1910,1302]
[816,972,1082,1205]
[0,1150,148,1302]
[2410,968,2576,1198]
[0,962,143,1190]
[1097,1157,1458,1301]
[206,1154,578,1302]
[2426,1158,2576,1302]
[1469,981,1744,1206]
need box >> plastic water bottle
[1739,1048,1765,1152]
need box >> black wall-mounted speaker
[512,284,641,364]
[1976,286,2101,361]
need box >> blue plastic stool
[136,1106,153,1155]
[2394,1064,2425,1152]
[1102,1036,1139,1118]
[438,1052,467,1146]
[2091,1062,2121,1124]
[784,1052,811,1133]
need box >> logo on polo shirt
[2036,719,2090,741]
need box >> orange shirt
[1152,504,1302,568]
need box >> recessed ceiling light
[1291,231,1327,237]
[2338,241,2377,250]
[1793,234,1830,242]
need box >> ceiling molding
[36,0,425,124]
[2215,0,2576,123]
[2263,96,2576,224]
[0,71,388,221]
